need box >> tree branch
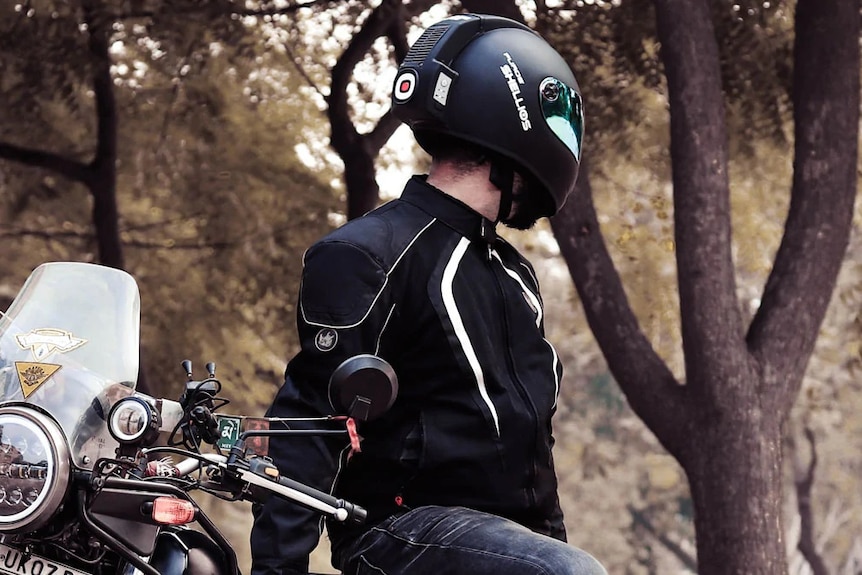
[551,164,690,459]
[158,41,199,157]
[0,227,231,251]
[282,35,325,98]
[0,229,92,241]
[365,109,403,156]
[117,0,343,21]
[0,142,89,183]
[458,0,524,22]
[628,504,698,572]
[327,0,403,152]
[653,0,747,397]
[326,0,409,218]
[386,5,410,62]
[229,0,341,17]
[747,0,859,412]
[794,427,830,575]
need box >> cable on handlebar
[166,378,231,453]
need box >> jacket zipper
[489,248,540,507]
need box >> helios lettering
[500,52,532,131]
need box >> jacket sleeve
[250,239,392,575]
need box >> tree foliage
[0,0,340,405]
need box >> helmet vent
[402,25,450,66]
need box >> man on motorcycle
[251,13,605,575]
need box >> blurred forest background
[1,0,861,574]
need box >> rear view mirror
[328,355,398,422]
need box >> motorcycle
[0,262,397,575]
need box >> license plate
[0,543,90,575]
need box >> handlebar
[143,441,367,525]
[136,351,393,528]
[241,458,366,524]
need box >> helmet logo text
[500,52,532,132]
[16,328,87,361]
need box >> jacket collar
[400,175,498,245]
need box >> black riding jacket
[251,176,566,575]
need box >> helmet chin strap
[489,159,514,223]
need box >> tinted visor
[539,77,584,161]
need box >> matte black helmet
[391,14,584,217]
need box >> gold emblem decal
[16,328,87,361]
[14,362,62,398]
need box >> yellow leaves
[641,37,660,60]
[644,453,682,490]
[615,225,636,248]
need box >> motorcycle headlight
[0,405,70,533]
[108,397,160,446]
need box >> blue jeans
[332,506,607,575]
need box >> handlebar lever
[232,457,366,525]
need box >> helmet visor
[539,77,584,162]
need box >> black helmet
[391,14,584,217]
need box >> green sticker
[217,416,241,450]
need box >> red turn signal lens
[151,497,196,525]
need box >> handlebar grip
[244,459,366,524]
[275,474,367,524]
[342,499,366,524]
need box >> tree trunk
[342,148,380,220]
[686,416,786,574]
[553,0,858,572]
[84,1,124,270]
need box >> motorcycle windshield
[0,262,140,469]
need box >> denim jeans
[332,506,607,575]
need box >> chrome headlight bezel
[108,396,160,446]
[0,405,71,533]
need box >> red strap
[346,417,362,457]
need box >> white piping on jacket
[375,303,396,355]
[322,444,353,536]
[300,218,437,329]
[491,249,561,406]
[491,250,542,329]
[442,237,501,437]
